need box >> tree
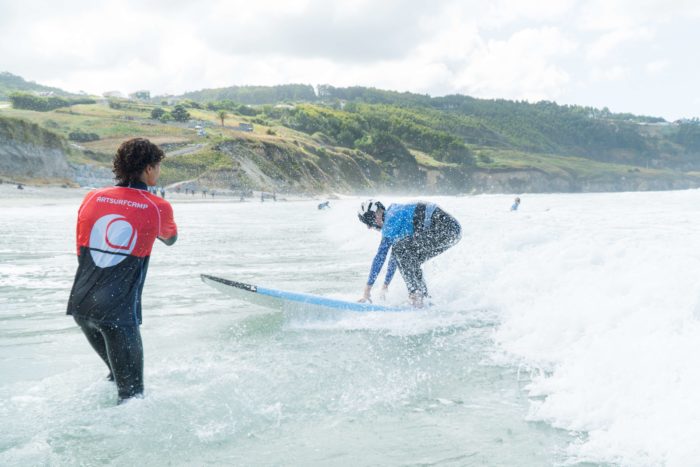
[150,107,165,120]
[355,131,412,163]
[217,110,227,127]
[171,104,190,122]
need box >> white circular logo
[89,214,138,268]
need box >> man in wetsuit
[358,200,461,308]
[67,138,178,404]
[511,197,521,211]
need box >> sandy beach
[0,182,329,208]
[0,183,87,207]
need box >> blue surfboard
[201,274,409,312]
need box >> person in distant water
[318,201,330,210]
[511,197,521,211]
[358,200,461,308]
[66,138,178,404]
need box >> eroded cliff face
[213,138,379,193]
[0,140,73,179]
[467,168,700,193]
[3,113,700,194]
[0,117,74,180]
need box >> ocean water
[2,190,700,466]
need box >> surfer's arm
[367,238,391,286]
[361,238,391,302]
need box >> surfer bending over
[66,138,178,404]
[358,200,461,308]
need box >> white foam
[462,190,700,465]
[326,192,700,465]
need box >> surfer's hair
[113,138,165,184]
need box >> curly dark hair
[112,138,165,184]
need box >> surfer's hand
[359,285,372,303]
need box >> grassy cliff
[0,115,76,181]
[2,81,700,193]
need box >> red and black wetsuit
[67,181,177,401]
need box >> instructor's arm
[158,234,177,246]
[157,201,178,246]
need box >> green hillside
[179,84,316,105]
[0,72,77,99]
[2,74,700,194]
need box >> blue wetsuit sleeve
[384,252,397,286]
[367,237,391,286]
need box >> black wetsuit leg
[73,316,114,380]
[74,316,144,402]
[392,207,461,297]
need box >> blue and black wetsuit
[367,202,461,297]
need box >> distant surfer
[318,201,330,210]
[511,197,521,211]
[357,200,461,308]
[66,138,178,404]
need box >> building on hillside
[238,123,254,132]
[129,90,151,101]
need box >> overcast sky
[1,0,698,120]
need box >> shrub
[478,153,493,164]
[9,92,95,111]
[151,107,165,119]
[68,131,100,142]
[107,99,124,109]
[171,105,190,122]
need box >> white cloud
[481,0,577,27]
[589,65,629,82]
[645,60,669,74]
[452,27,576,101]
[577,0,700,31]
[0,0,699,119]
[586,27,654,61]
[192,0,439,62]
[413,5,482,63]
